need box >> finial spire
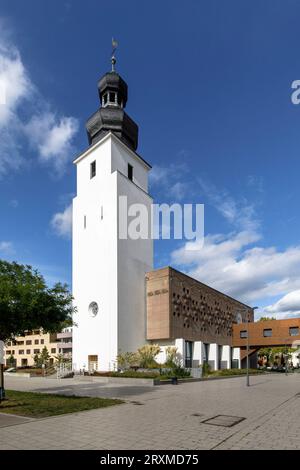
[111,38,118,72]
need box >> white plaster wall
[72,140,118,370]
[193,341,202,366]
[221,345,231,369]
[112,138,149,193]
[175,338,185,366]
[117,171,153,354]
[72,133,153,371]
[232,347,241,368]
[291,349,300,367]
[152,340,176,365]
[208,343,218,371]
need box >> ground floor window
[218,345,223,369]
[185,341,193,368]
[203,343,209,363]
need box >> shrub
[165,346,180,368]
[209,368,264,377]
[202,362,211,376]
[137,344,161,369]
[116,352,140,370]
[93,370,160,379]
[170,366,190,378]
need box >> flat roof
[146,265,253,310]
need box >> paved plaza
[0,373,300,450]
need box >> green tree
[55,353,71,365]
[33,353,42,368]
[33,348,51,368]
[0,260,75,342]
[40,346,51,366]
[258,346,295,367]
[258,317,276,321]
[7,354,16,368]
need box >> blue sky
[1,0,300,319]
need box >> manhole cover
[202,415,245,427]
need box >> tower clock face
[236,313,242,324]
[89,302,99,317]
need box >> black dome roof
[86,70,138,151]
[97,72,128,107]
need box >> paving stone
[0,374,300,449]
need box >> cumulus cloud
[149,161,190,201]
[0,37,32,175]
[51,203,72,238]
[265,290,300,318]
[0,26,78,177]
[24,113,78,175]
[0,41,33,125]
[170,179,300,311]
[0,241,15,255]
[172,231,300,306]
[198,178,259,232]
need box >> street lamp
[246,306,258,387]
[0,340,5,402]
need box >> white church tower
[72,52,153,371]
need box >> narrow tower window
[90,160,96,179]
[128,164,133,181]
[84,215,87,229]
[101,206,103,220]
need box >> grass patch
[206,368,264,378]
[93,370,160,379]
[0,390,123,418]
[93,369,191,380]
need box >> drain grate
[201,415,245,427]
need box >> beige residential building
[5,330,59,368]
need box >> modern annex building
[72,58,254,372]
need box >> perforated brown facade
[146,267,254,345]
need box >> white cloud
[0,42,33,126]
[170,179,300,310]
[198,178,259,232]
[149,165,168,185]
[149,162,189,201]
[171,232,300,306]
[265,290,300,318]
[0,241,15,255]
[0,26,78,177]
[0,126,23,175]
[0,36,32,175]
[24,113,78,175]
[169,181,187,201]
[51,203,72,238]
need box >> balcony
[57,332,72,340]
[57,342,72,350]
